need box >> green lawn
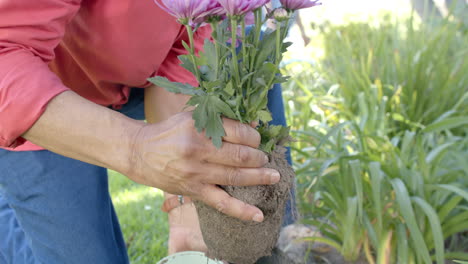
[108,170,168,263]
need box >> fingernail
[264,155,269,164]
[270,171,280,184]
[252,213,264,222]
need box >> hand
[126,111,281,222]
[166,197,207,254]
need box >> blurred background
[110,1,468,263]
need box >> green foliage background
[284,14,467,264]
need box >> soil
[195,147,295,264]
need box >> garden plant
[149,0,320,263]
[108,2,467,264]
[284,13,468,264]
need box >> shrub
[283,14,468,263]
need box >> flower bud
[273,8,289,22]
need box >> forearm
[23,91,144,175]
[144,85,191,124]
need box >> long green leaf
[425,141,455,163]
[147,76,203,96]
[411,197,445,264]
[350,160,364,221]
[396,223,409,264]
[428,184,468,201]
[342,197,360,261]
[391,179,432,264]
[446,252,468,261]
[437,195,463,223]
[302,236,343,252]
[423,116,468,133]
[369,162,384,235]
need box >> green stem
[281,16,292,43]
[210,22,220,79]
[240,18,250,113]
[275,23,281,65]
[264,25,282,94]
[241,19,247,72]
[230,17,241,91]
[185,25,201,82]
[250,9,262,73]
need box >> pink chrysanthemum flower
[154,0,224,26]
[217,0,270,16]
[279,0,321,11]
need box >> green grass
[108,170,168,263]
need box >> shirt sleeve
[0,0,82,148]
[157,25,212,87]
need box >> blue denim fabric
[0,151,128,264]
[0,85,295,264]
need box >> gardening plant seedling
[149,0,319,152]
[149,0,321,263]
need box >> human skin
[145,85,206,253]
[23,90,281,223]
[145,85,280,253]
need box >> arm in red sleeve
[0,0,81,148]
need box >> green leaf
[203,39,217,68]
[349,160,364,221]
[411,197,445,264]
[260,139,275,153]
[178,55,197,77]
[428,184,468,202]
[369,162,383,234]
[362,213,378,249]
[425,142,455,163]
[437,195,463,223]
[181,40,190,52]
[188,95,237,148]
[447,252,468,261]
[391,179,432,264]
[255,77,267,86]
[202,80,222,92]
[257,110,272,123]
[396,223,409,264]
[254,32,277,69]
[224,81,235,96]
[302,236,343,252]
[423,116,468,133]
[256,62,277,82]
[147,76,203,96]
[273,74,290,84]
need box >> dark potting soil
[195,147,295,264]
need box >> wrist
[113,117,147,178]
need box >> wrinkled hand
[127,111,280,222]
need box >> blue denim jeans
[0,85,295,264]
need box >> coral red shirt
[0,0,208,151]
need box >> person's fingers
[161,195,182,213]
[222,118,261,148]
[197,185,264,222]
[203,163,279,186]
[203,142,268,168]
[165,160,279,186]
[161,195,193,213]
[250,121,259,128]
